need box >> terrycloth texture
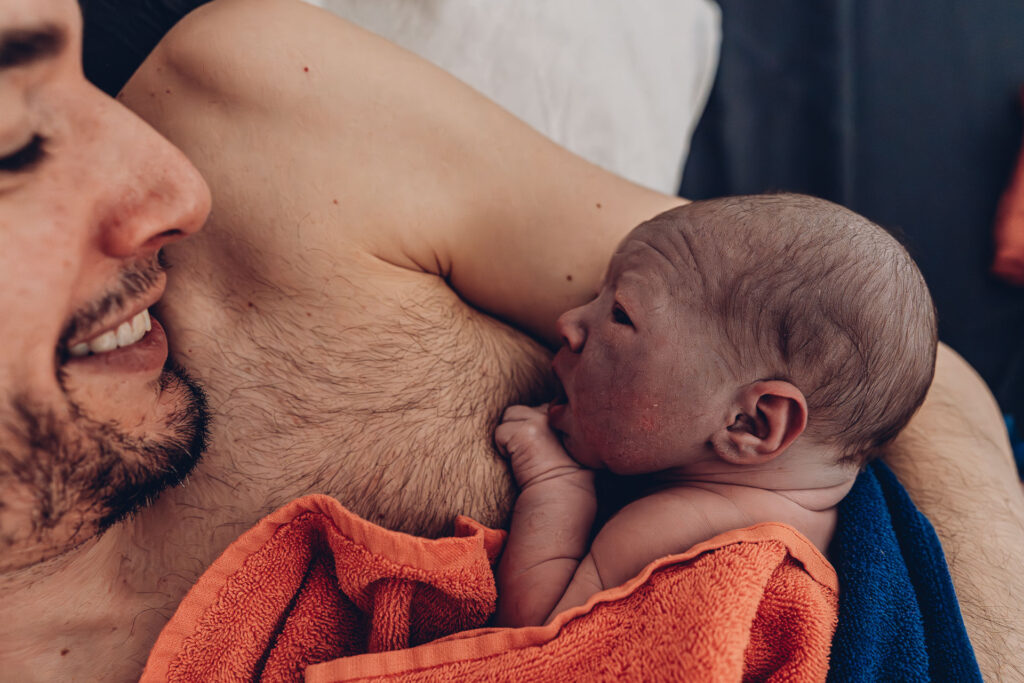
[993,85,1024,286]
[142,495,838,682]
[828,461,982,682]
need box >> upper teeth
[68,309,152,357]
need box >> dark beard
[0,359,209,546]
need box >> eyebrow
[0,24,66,70]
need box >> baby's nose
[556,307,586,352]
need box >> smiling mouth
[67,309,153,357]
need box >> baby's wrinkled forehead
[610,217,708,295]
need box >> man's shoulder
[147,0,343,102]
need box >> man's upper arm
[128,0,683,345]
[884,344,1024,680]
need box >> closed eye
[612,303,633,327]
[0,134,46,172]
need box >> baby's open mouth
[551,374,568,407]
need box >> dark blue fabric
[828,461,981,682]
[680,0,1024,421]
[1005,415,1024,477]
[79,0,213,96]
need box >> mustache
[57,253,168,354]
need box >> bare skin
[0,1,680,679]
[494,403,851,627]
[0,0,1021,680]
[494,218,860,627]
[884,345,1024,679]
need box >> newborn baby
[494,193,938,627]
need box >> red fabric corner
[993,85,1024,286]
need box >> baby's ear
[710,381,808,466]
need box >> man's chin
[0,360,209,569]
[95,360,210,530]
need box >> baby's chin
[552,428,588,466]
[562,438,607,471]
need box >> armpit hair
[190,269,553,537]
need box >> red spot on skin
[60,649,70,656]
[566,274,573,281]
[596,202,602,209]
[247,302,255,308]
[332,199,339,205]
[165,89,171,95]
[303,66,310,72]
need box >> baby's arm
[494,405,597,627]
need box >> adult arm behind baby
[883,344,1024,679]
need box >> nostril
[141,228,186,252]
[558,317,585,353]
[555,312,578,350]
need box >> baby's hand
[495,404,586,489]
[495,405,597,627]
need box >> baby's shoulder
[588,483,836,585]
[672,483,837,554]
[645,483,757,529]
[594,485,754,552]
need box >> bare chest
[156,245,552,540]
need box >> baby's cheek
[590,419,665,475]
[637,412,661,433]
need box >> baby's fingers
[495,417,551,456]
[501,404,549,425]
[494,421,520,457]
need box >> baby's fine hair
[646,194,938,466]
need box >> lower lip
[64,316,169,374]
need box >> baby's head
[548,193,937,475]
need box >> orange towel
[993,85,1024,286]
[142,494,838,682]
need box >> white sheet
[304,0,720,195]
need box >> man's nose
[556,306,587,352]
[91,92,211,259]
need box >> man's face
[0,0,211,570]
[548,224,729,475]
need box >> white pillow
[304,0,720,195]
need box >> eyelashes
[612,303,634,327]
[0,134,46,172]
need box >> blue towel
[827,461,982,681]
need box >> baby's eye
[0,135,46,173]
[612,304,633,327]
